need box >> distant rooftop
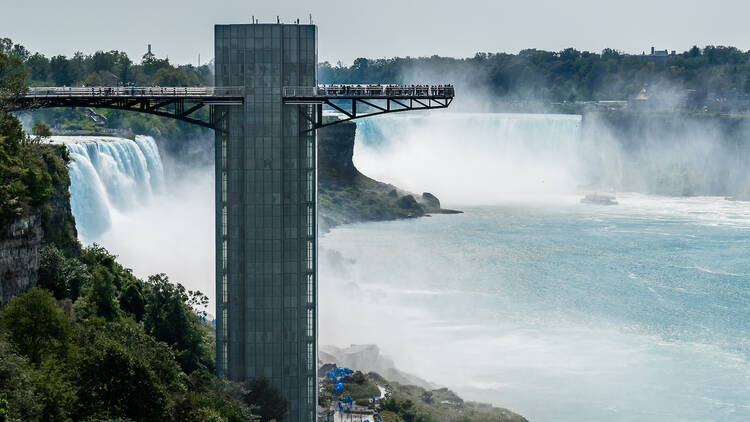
[636,46,677,58]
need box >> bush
[381,398,436,422]
[0,287,73,366]
[37,245,88,300]
[143,273,213,374]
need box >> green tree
[0,45,26,111]
[74,319,183,422]
[25,53,50,82]
[83,71,103,86]
[143,273,213,374]
[31,122,51,138]
[243,377,288,422]
[119,282,146,322]
[0,334,43,421]
[0,288,73,366]
[37,246,89,301]
[85,265,121,320]
[81,244,138,292]
[172,372,259,422]
[151,67,191,86]
[32,362,77,422]
[37,245,67,298]
[49,55,73,86]
[62,258,88,301]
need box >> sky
[2,0,750,66]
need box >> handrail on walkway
[24,86,244,98]
[283,84,455,98]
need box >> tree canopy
[320,46,750,103]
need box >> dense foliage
[380,398,436,422]
[320,46,750,103]
[0,244,259,422]
[0,242,290,421]
[0,45,71,230]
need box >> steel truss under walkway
[282,84,455,132]
[12,86,244,131]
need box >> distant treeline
[1,38,212,87]
[1,38,213,139]
[320,46,750,102]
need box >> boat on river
[580,193,618,205]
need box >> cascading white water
[353,112,750,202]
[353,113,584,205]
[54,135,165,242]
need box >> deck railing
[283,84,455,98]
[24,86,244,98]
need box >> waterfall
[352,112,750,202]
[53,135,166,242]
[352,113,584,204]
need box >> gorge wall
[0,145,78,304]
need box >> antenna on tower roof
[252,15,254,24]
[309,13,313,24]
[277,16,280,24]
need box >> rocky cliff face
[319,123,358,180]
[0,147,78,305]
[317,122,460,232]
[0,214,43,304]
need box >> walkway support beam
[282,84,455,132]
[11,86,244,131]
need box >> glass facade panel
[306,274,313,304]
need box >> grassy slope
[385,381,528,422]
[318,169,426,232]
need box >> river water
[319,196,750,421]
[318,113,750,421]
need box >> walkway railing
[24,86,244,98]
[283,84,455,98]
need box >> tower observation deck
[10,22,454,422]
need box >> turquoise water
[319,194,750,421]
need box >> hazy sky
[3,0,749,66]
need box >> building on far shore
[636,46,677,58]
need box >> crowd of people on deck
[318,83,454,97]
